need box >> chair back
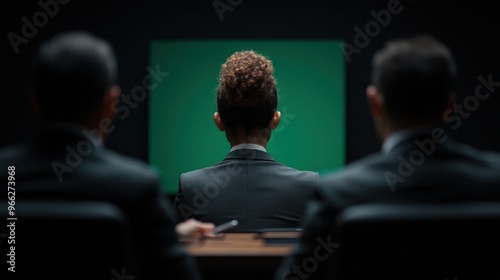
[331,202,500,280]
[1,200,138,280]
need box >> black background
[2,0,500,167]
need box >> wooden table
[183,233,297,280]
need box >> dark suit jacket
[275,133,500,280]
[173,149,318,232]
[0,124,202,280]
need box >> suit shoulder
[180,166,209,178]
[319,152,386,188]
[178,163,224,185]
[0,143,30,162]
[454,141,500,165]
[310,153,386,208]
[269,162,319,181]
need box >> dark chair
[331,202,500,280]
[0,200,137,280]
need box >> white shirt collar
[230,143,267,153]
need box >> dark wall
[3,0,500,165]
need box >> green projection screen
[149,40,345,194]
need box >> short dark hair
[33,31,117,122]
[216,50,278,134]
[371,35,456,122]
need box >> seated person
[173,50,318,232]
[0,31,213,280]
[274,35,500,280]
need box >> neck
[225,127,271,149]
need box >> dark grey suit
[173,149,318,232]
[0,124,202,280]
[275,133,500,280]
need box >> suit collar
[223,149,276,162]
[382,126,435,154]
[385,129,457,157]
[230,143,267,153]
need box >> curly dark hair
[217,50,278,134]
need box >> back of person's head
[32,31,117,123]
[371,34,456,124]
[216,50,278,134]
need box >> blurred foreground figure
[0,31,212,280]
[275,34,500,280]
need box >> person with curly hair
[173,50,318,232]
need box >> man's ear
[214,112,225,131]
[270,111,281,130]
[102,85,121,120]
[366,85,384,119]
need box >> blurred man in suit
[0,31,213,280]
[275,35,500,280]
[173,50,318,232]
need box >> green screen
[149,40,345,194]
